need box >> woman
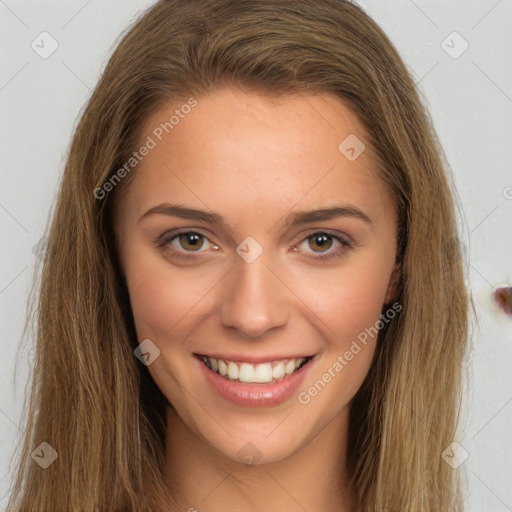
[7,0,472,510]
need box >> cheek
[123,247,218,340]
[305,257,395,399]
[296,256,393,348]
[297,264,391,406]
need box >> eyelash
[154,229,353,262]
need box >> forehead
[118,87,394,227]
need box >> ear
[384,262,401,305]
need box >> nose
[220,253,290,339]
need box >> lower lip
[196,356,315,408]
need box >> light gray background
[1,0,511,510]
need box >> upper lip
[194,353,315,364]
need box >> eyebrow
[139,202,374,230]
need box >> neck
[162,405,358,512]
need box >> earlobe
[384,263,401,305]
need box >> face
[114,86,399,465]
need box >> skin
[114,86,400,512]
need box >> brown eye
[296,231,352,261]
[307,233,333,253]
[177,233,205,252]
[155,230,219,261]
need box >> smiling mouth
[195,354,314,384]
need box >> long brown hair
[7,1,473,510]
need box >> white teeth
[285,360,296,375]
[203,356,309,383]
[254,363,273,383]
[239,363,256,383]
[218,359,227,376]
[227,361,239,380]
[272,363,285,380]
